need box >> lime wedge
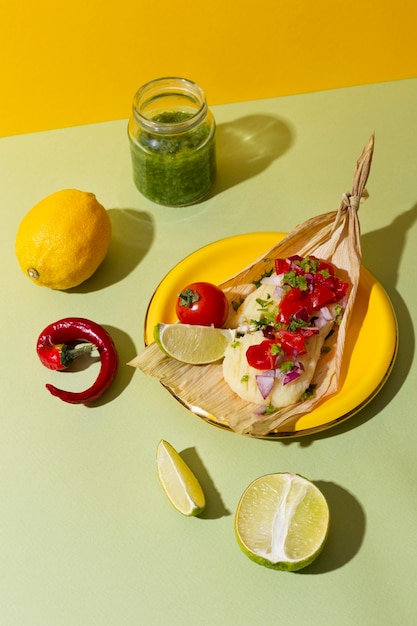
[156,440,206,517]
[154,323,235,364]
[235,473,329,571]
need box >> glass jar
[128,77,216,206]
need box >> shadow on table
[211,114,293,195]
[279,202,417,447]
[180,446,231,519]
[69,208,154,293]
[84,325,138,407]
[298,481,366,575]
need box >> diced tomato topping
[245,255,350,373]
[314,258,335,276]
[277,261,349,324]
[314,272,337,290]
[246,330,307,371]
[309,284,337,310]
[275,329,307,356]
[277,288,309,324]
[246,340,280,370]
[275,258,291,275]
[333,278,349,299]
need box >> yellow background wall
[1,0,417,137]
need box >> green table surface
[1,78,417,626]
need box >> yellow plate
[144,233,398,438]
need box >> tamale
[129,135,374,436]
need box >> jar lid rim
[132,77,208,134]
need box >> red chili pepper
[36,317,118,404]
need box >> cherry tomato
[176,282,229,327]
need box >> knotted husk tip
[130,135,375,437]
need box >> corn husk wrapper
[129,136,374,436]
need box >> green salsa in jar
[128,79,216,206]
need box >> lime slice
[156,440,206,516]
[235,473,329,571]
[154,323,235,364]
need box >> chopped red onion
[260,369,275,376]
[274,352,285,367]
[320,306,334,321]
[279,360,304,386]
[283,370,301,385]
[314,315,328,329]
[273,285,284,300]
[256,374,275,399]
[295,306,310,322]
[262,325,276,340]
[314,306,335,329]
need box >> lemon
[235,473,329,571]
[156,440,206,516]
[154,323,235,364]
[15,189,111,290]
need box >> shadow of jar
[212,114,293,195]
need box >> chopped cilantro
[270,343,283,356]
[280,360,295,373]
[283,270,308,290]
[287,317,309,332]
[300,384,317,401]
[255,295,278,323]
[298,256,319,273]
[252,268,273,289]
[241,375,249,383]
[256,295,273,309]
[264,404,278,415]
[250,304,278,326]
[334,304,343,324]
[231,296,244,312]
[249,318,262,330]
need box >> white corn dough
[228,283,280,329]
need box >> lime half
[235,473,329,571]
[156,440,206,517]
[154,323,234,364]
